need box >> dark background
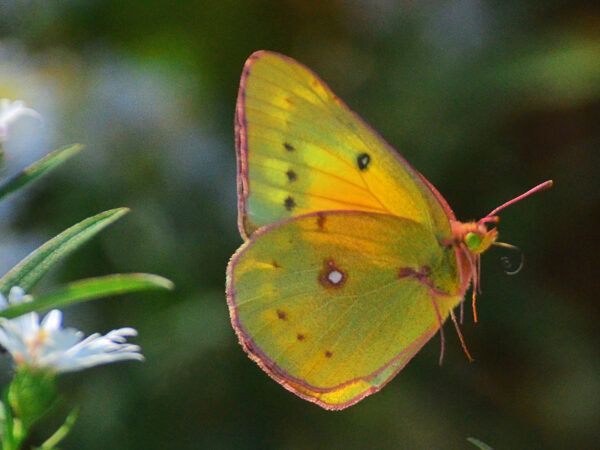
[0,1,598,448]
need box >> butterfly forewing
[236,51,453,240]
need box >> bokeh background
[1,1,598,448]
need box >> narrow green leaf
[0,273,174,319]
[467,437,494,450]
[0,144,83,200]
[0,208,129,296]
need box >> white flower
[0,99,43,142]
[0,287,144,372]
[0,286,32,309]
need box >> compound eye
[465,232,482,251]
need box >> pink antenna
[481,180,553,221]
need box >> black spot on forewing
[277,310,287,320]
[325,350,333,358]
[357,153,371,170]
[284,196,296,211]
[284,142,295,151]
[286,169,297,182]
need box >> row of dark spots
[283,144,297,209]
[280,148,370,213]
[283,137,297,202]
[275,311,333,358]
[282,143,297,210]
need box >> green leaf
[0,208,129,296]
[0,273,173,319]
[0,144,83,201]
[467,437,494,450]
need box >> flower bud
[8,366,58,426]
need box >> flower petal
[0,288,143,373]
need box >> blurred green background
[0,1,598,448]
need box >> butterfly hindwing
[235,51,453,240]
[227,211,461,409]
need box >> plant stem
[38,407,79,450]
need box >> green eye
[465,232,482,251]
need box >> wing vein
[252,178,389,212]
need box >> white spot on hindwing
[327,270,343,285]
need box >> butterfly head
[451,220,498,255]
[465,224,498,255]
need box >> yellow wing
[235,50,455,240]
[227,211,462,409]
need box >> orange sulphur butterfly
[226,50,552,410]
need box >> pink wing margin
[233,52,256,240]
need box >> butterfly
[226,50,552,410]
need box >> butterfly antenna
[477,254,482,294]
[450,309,474,362]
[430,291,445,366]
[474,181,551,320]
[480,180,553,223]
[493,241,524,275]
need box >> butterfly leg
[449,309,474,362]
[471,254,481,323]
